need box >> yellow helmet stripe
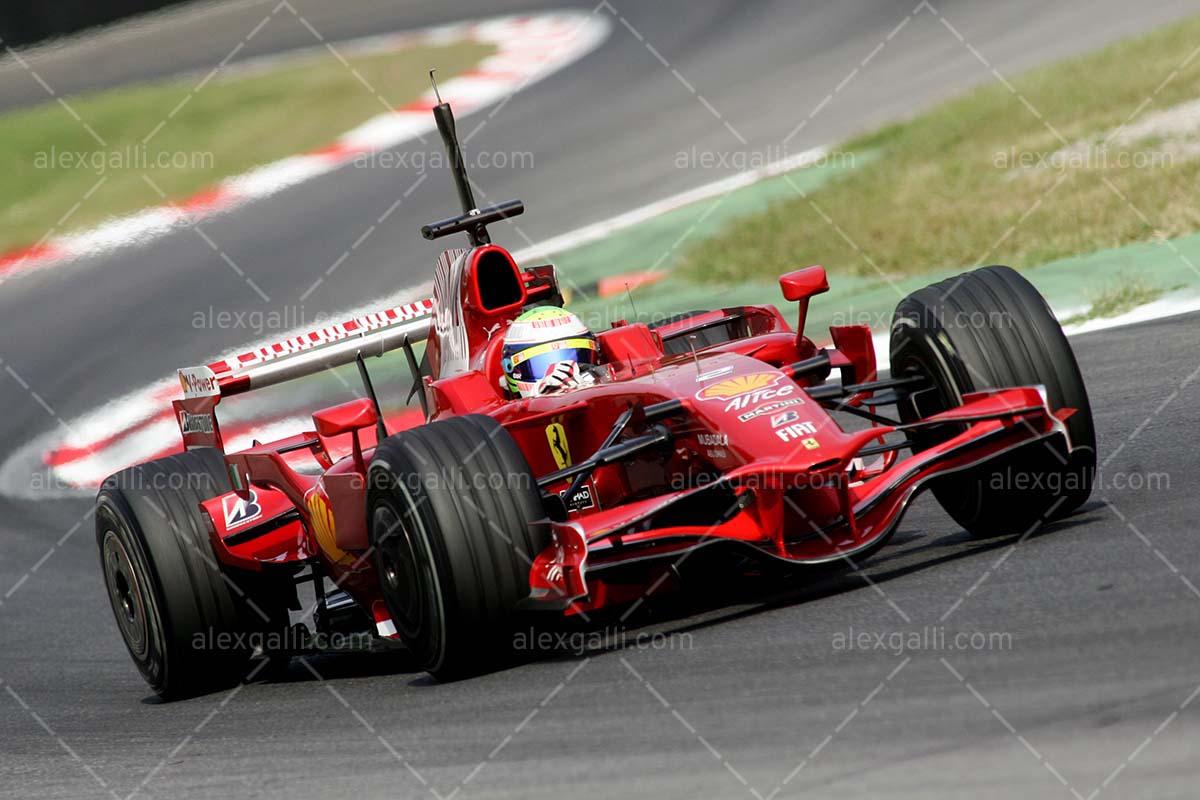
[508,337,598,367]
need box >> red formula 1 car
[96,97,1096,698]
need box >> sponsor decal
[697,433,728,446]
[697,372,782,401]
[529,316,575,329]
[706,448,729,459]
[695,365,734,383]
[222,489,262,529]
[559,482,597,512]
[776,421,819,443]
[178,365,220,398]
[802,437,820,450]
[306,491,353,564]
[218,301,434,373]
[371,599,398,639]
[736,397,804,423]
[770,410,800,428]
[546,422,571,470]
[723,383,795,412]
[178,410,214,435]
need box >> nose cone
[670,355,845,467]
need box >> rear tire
[367,415,549,680]
[890,266,1096,537]
[95,449,288,698]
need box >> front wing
[527,386,1073,612]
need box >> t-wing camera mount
[419,69,525,246]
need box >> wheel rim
[101,530,150,660]
[898,352,952,420]
[891,329,962,447]
[893,326,986,522]
[372,501,439,654]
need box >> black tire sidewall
[96,493,173,692]
[95,448,272,697]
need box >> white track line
[512,145,829,262]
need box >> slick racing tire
[367,414,549,680]
[890,265,1096,538]
[95,448,289,698]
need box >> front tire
[890,265,1096,537]
[367,415,549,680]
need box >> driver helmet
[501,307,598,398]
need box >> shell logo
[697,372,782,400]
[306,490,355,566]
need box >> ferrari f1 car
[96,94,1095,697]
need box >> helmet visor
[509,339,597,384]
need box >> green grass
[679,13,1200,286]
[0,41,495,252]
[1063,277,1169,325]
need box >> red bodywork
[175,243,1075,627]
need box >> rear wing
[173,299,434,451]
[170,88,560,453]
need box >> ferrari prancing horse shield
[545,422,571,469]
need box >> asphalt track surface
[2,1,1200,797]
